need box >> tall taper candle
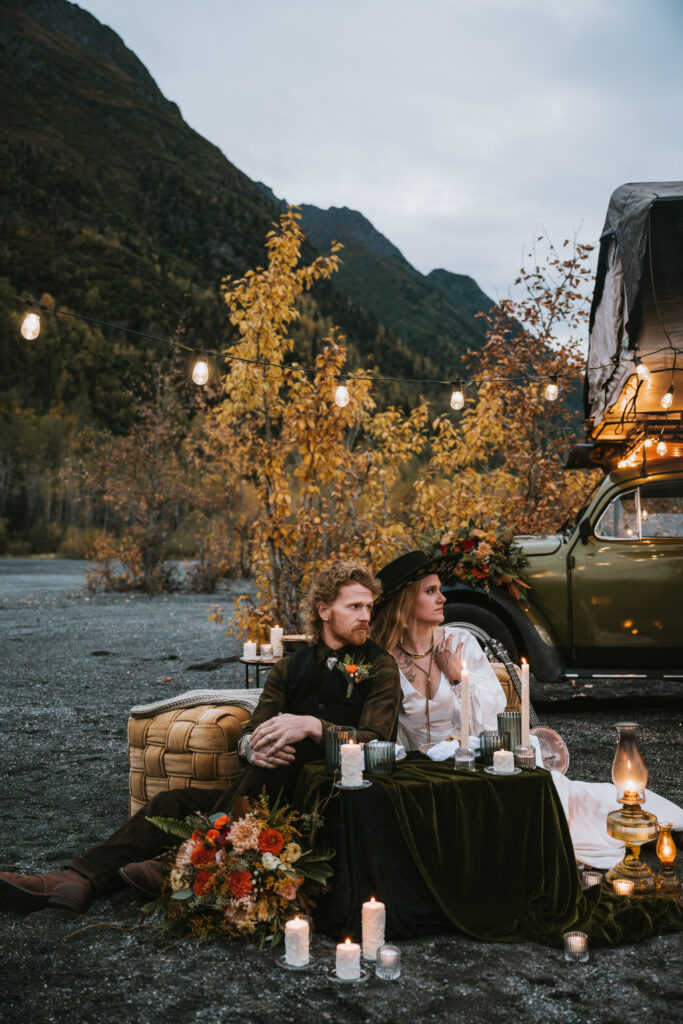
[459,661,470,749]
[521,658,530,746]
[362,897,386,960]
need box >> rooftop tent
[585,181,683,442]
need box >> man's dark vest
[284,639,386,730]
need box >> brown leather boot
[118,858,167,897]
[0,869,93,913]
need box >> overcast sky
[79,0,683,301]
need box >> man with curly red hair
[0,560,400,915]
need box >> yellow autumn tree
[410,236,601,538]
[205,207,425,636]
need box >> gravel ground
[0,558,681,1024]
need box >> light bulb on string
[21,302,41,340]
[192,356,209,386]
[660,384,674,410]
[634,355,651,383]
[450,380,465,411]
[656,431,668,457]
[334,375,350,408]
[544,374,559,402]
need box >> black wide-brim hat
[374,550,453,610]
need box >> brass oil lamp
[605,723,657,895]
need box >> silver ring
[268,733,274,744]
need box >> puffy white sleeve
[445,626,506,738]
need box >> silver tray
[333,779,372,790]
[483,766,522,776]
[328,967,369,983]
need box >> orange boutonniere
[338,654,374,698]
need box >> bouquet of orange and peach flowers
[144,794,333,945]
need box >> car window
[640,482,683,539]
[594,490,638,539]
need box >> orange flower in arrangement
[345,664,358,675]
[228,871,253,899]
[213,815,230,829]
[205,829,220,843]
[258,828,284,856]
[193,870,212,897]
[191,844,216,867]
[191,829,204,842]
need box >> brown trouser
[69,740,320,895]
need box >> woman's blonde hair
[370,578,422,654]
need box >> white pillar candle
[284,915,309,967]
[362,897,386,960]
[340,740,363,787]
[270,625,284,657]
[243,641,257,660]
[336,938,361,980]
[260,643,273,658]
[459,661,470,748]
[520,659,530,746]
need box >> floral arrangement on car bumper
[433,521,530,600]
[144,795,333,945]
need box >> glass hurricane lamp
[655,822,681,898]
[605,722,657,894]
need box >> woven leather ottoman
[127,689,261,816]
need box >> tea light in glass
[375,944,401,980]
[514,745,536,770]
[612,877,634,897]
[454,747,476,772]
[260,643,273,658]
[581,870,602,889]
[563,931,589,963]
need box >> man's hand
[249,713,323,769]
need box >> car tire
[442,602,520,664]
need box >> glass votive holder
[365,741,396,776]
[612,877,635,897]
[324,725,357,775]
[479,731,507,766]
[563,931,589,963]
[514,744,537,770]
[454,747,476,772]
[497,711,522,751]
[375,944,401,980]
[581,870,603,889]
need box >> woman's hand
[434,633,464,683]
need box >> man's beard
[326,612,369,648]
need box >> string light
[544,374,559,402]
[21,302,41,340]
[656,430,668,457]
[634,355,651,383]
[660,384,674,410]
[450,380,465,411]
[334,375,350,408]
[192,357,209,386]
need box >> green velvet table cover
[293,758,682,947]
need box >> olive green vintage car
[442,460,683,682]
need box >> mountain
[297,205,492,372]
[0,0,492,432]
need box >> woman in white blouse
[371,551,683,869]
[371,551,506,750]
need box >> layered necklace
[399,629,436,742]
